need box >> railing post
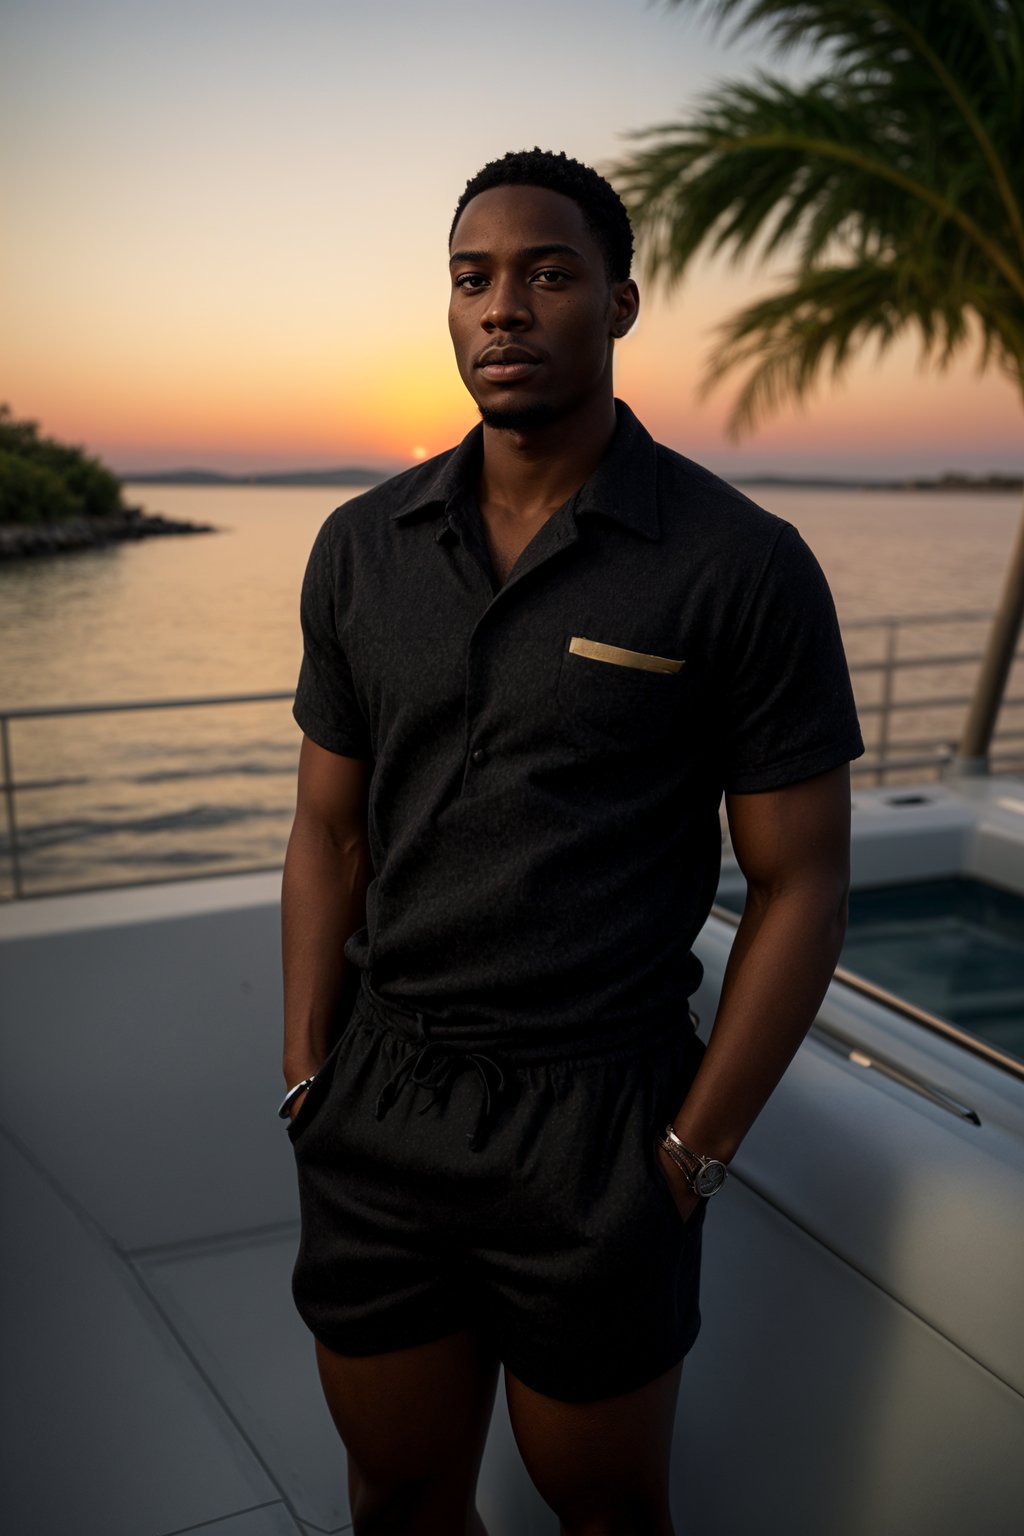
[957,492,1024,770]
[876,619,897,785]
[0,715,23,900]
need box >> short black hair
[449,148,633,283]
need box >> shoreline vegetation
[0,406,215,562]
[122,465,1024,494]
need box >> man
[281,148,863,1536]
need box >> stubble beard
[478,401,556,433]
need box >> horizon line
[119,463,1024,490]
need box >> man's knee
[349,1472,423,1535]
[545,1483,674,1536]
[350,1469,483,1536]
[556,1504,672,1536]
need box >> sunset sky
[3,0,1021,479]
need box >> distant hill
[121,465,1023,493]
[122,466,388,487]
[736,472,1023,492]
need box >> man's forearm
[281,814,371,1086]
[670,879,848,1164]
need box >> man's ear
[610,279,640,339]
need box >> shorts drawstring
[374,1015,506,1151]
[360,975,696,1154]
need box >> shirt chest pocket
[557,635,686,748]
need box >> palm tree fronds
[698,261,1008,437]
[612,0,1024,423]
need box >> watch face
[695,1160,727,1198]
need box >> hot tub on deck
[718,774,1024,1069]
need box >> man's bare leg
[506,1360,683,1536]
[315,1327,500,1535]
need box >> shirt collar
[571,400,660,541]
[389,399,660,541]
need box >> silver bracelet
[277,1076,316,1120]
[659,1126,698,1185]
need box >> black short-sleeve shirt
[294,400,863,1034]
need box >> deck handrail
[0,689,294,722]
[0,689,296,900]
[840,610,1023,785]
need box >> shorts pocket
[286,1036,343,1145]
[650,1143,708,1234]
[644,1029,707,1231]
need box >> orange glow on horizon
[8,273,1020,476]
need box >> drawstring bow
[374,1020,506,1151]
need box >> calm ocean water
[1,481,1021,896]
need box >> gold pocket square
[568,636,685,675]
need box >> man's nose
[482,278,530,331]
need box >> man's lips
[475,345,542,384]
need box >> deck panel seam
[732,1167,1024,1402]
[0,1123,310,1529]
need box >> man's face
[448,184,638,432]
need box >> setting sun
[411,446,428,461]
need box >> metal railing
[0,690,295,900]
[1,610,1022,899]
[842,610,1024,782]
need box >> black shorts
[289,976,709,1403]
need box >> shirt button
[471,747,487,766]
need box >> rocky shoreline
[0,505,217,560]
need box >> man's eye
[455,273,487,290]
[534,269,568,284]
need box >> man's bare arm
[659,764,852,1210]
[281,736,372,1101]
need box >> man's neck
[478,395,618,521]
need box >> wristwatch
[659,1125,728,1199]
